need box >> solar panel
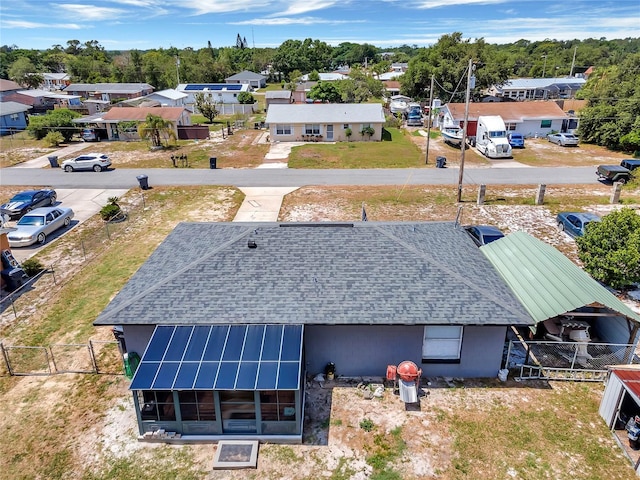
[183,84,243,91]
[130,324,303,391]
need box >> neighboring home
[75,106,190,141]
[0,101,32,135]
[265,103,385,142]
[64,83,154,102]
[300,72,348,82]
[292,82,316,103]
[118,89,188,108]
[3,89,82,114]
[488,77,587,100]
[0,79,22,101]
[176,83,251,111]
[382,80,401,97]
[440,101,577,138]
[41,73,70,91]
[265,90,292,109]
[377,71,403,81]
[391,62,409,73]
[225,70,267,89]
[93,221,533,442]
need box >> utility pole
[175,55,180,86]
[425,74,435,164]
[542,55,547,77]
[569,46,577,77]
[457,58,473,203]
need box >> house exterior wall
[599,372,624,428]
[0,111,29,134]
[304,325,507,378]
[593,315,640,348]
[268,122,382,142]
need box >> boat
[441,126,463,146]
[389,95,411,114]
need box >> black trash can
[136,174,149,190]
[1,267,28,292]
[48,155,59,168]
[436,156,447,168]
[209,157,217,169]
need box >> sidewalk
[12,143,90,169]
[234,187,298,222]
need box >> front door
[326,124,333,140]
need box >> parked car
[464,225,505,246]
[596,164,632,184]
[507,132,525,148]
[0,189,57,220]
[556,212,601,238]
[7,207,74,247]
[621,159,640,172]
[81,127,108,142]
[62,153,111,172]
[547,132,579,146]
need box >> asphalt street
[0,165,600,189]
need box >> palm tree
[138,114,176,147]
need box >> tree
[27,108,80,141]
[576,208,640,289]
[8,57,42,88]
[194,93,219,123]
[137,114,176,147]
[308,82,342,103]
[237,91,255,104]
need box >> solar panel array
[130,325,303,391]
[183,84,243,91]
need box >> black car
[464,225,505,246]
[621,159,640,172]
[0,189,57,220]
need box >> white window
[343,124,350,130]
[276,124,292,135]
[422,326,463,361]
[304,124,320,135]
[10,113,19,121]
[505,123,517,131]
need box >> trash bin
[48,155,59,168]
[209,157,217,169]
[136,174,149,190]
[436,156,447,168]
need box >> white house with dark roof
[225,70,267,89]
[93,221,533,442]
[64,83,154,101]
[176,83,251,112]
[265,103,385,142]
[488,77,587,100]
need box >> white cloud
[274,0,339,16]
[232,16,363,26]
[57,4,126,21]
[415,0,508,8]
[186,0,271,14]
[1,20,82,29]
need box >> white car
[62,153,111,172]
[7,206,74,247]
[547,133,579,147]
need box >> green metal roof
[481,232,640,325]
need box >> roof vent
[247,240,257,249]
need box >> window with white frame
[422,326,463,362]
[276,124,292,135]
[10,113,19,121]
[343,124,350,130]
[304,124,320,135]
[505,123,517,131]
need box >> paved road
[0,165,600,189]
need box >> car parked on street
[0,189,57,220]
[464,225,505,246]
[621,159,640,172]
[547,132,579,146]
[556,212,601,238]
[596,164,632,184]
[62,153,111,172]
[7,206,74,247]
[507,132,525,148]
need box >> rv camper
[475,115,512,159]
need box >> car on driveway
[621,159,640,172]
[547,132,579,146]
[7,206,74,247]
[0,189,57,220]
[507,132,525,148]
[464,225,505,246]
[62,153,111,172]
[556,212,601,238]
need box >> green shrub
[100,204,121,221]
[360,418,375,432]
[21,258,45,277]
[43,131,65,147]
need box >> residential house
[0,101,32,135]
[300,72,348,81]
[3,89,82,114]
[265,90,292,110]
[118,89,188,108]
[41,73,70,91]
[64,83,154,102]
[176,83,251,112]
[440,101,577,138]
[488,77,587,100]
[225,70,267,89]
[0,79,23,101]
[93,221,533,442]
[292,82,316,103]
[382,80,401,97]
[265,103,385,142]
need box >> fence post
[570,344,579,370]
[610,182,623,204]
[50,265,57,285]
[81,239,87,261]
[48,346,57,374]
[535,184,546,205]
[88,341,98,374]
[1,343,13,376]
[477,184,486,205]
[105,222,111,240]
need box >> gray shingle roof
[226,70,266,81]
[94,222,532,327]
[0,101,32,115]
[265,103,385,124]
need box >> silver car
[7,206,74,247]
[547,132,579,146]
[62,153,111,172]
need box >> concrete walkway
[234,187,299,222]
[12,143,91,169]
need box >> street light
[541,55,547,77]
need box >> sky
[1,0,639,51]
